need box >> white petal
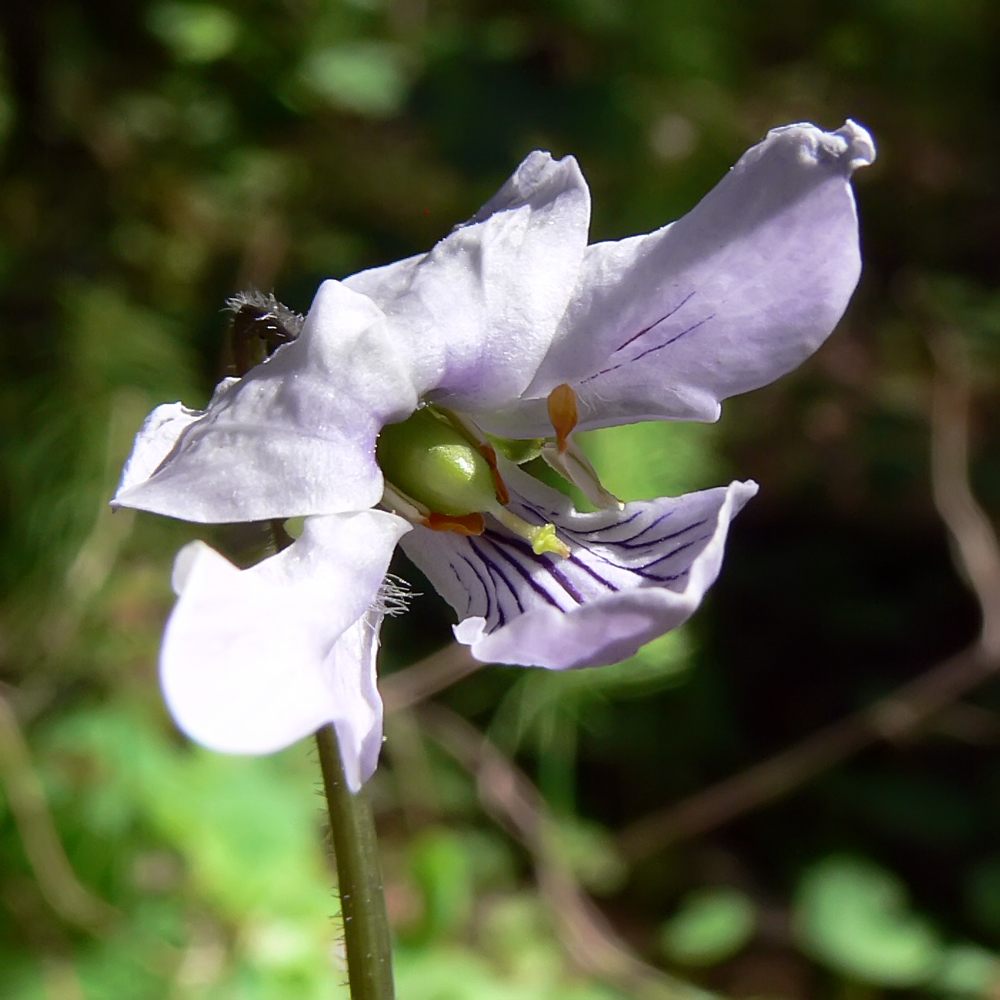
[487,121,875,436]
[160,509,409,782]
[114,282,420,523]
[344,151,592,412]
[401,461,756,670]
[327,609,386,793]
[114,378,240,499]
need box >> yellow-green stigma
[492,510,570,558]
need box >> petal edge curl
[160,509,408,787]
[401,461,756,670]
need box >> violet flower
[114,121,874,791]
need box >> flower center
[376,406,570,558]
[376,407,497,518]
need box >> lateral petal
[160,509,408,789]
[114,281,420,523]
[400,462,756,670]
[344,151,592,412]
[487,122,875,436]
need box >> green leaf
[146,3,239,63]
[932,945,1000,998]
[299,44,408,118]
[547,817,628,896]
[659,886,757,967]
[793,855,942,986]
[407,827,474,943]
[579,421,725,501]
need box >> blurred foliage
[660,886,757,968]
[2,0,1000,996]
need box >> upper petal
[344,151,592,412]
[114,281,421,523]
[400,460,756,670]
[160,509,409,788]
[487,121,875,436]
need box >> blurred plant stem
[618,332,1000,861]
[0,691,117,931]
[418,701,714,1000]
[316,724,395,1000]
[380,641,480,712]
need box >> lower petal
[160,509,408,784]
[400,461,756,670]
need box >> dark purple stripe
[611,290,696,354]
[445,560,474,616]
[571,510,675,547]
[481,536,565,611]
[631,568,687,583]
[562,508,648,542]
[495,533,585,605]
[613,517,709,550]
[582,313,714,382]
[632,534,711,572]
[568,553,620,592]
[628,314,714,363]
[517,501,647,543]
[469,538,524,616]
[581,360,624,382]
[454,553,493,623]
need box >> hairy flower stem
[316,724,395,1000]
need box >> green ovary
[376,407,497,516]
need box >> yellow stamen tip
[529,523,571,559]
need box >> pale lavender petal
[485,122,875,437]
[344,151,591,412]
[400,461,756,670]
[114,281,420,523]
[160,509,408,788]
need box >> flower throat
[376,406,569,557]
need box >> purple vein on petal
[611,290,696,354]
[461,545,509,628]
[454,553,491,622]
[630,533,713,574]
[566,553,620,592]
[581,313,715,383]
[629,314,715,364]
[468,537,525,617]
[480,535,568,611]
[514,501,651,547]
[570,510,677,546]
[612,517,709,550]
[494,533,586,605]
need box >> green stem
[315,724,395,1000]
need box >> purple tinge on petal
[400,462,757,670]
[344,150,592,414]
[160,509,409,788]
[482,121,875,439]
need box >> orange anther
[478,442,511,505]
[423,511,486,536]
[547,383,578,454]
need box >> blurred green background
[3,0,1000,997]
